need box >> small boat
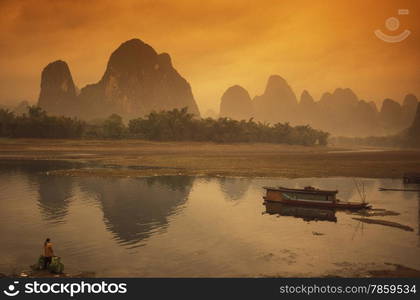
[263,186,370,209]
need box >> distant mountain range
[220,75,418,137]
[7,38,415,138]
[38,39,200,119]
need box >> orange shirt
[44,242,54,257]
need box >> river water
[0,161,419,277]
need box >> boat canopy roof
[263,186,338,195]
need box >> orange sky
[0,0,419,113]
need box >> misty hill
[38,60,78,116]
[38,39,200,119]
[219,85,253,120]
[253,75,298,123]
[406,102,420,147]
[313,88,380,136]
[402,94,418,127]
[332,102,420,148]
[219,75,418,137]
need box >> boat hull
[263,197,369,209]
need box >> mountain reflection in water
[36,176,74,224]
[218,177,251,201]
[77,176,193,246]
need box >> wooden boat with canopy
[263,186,370,209]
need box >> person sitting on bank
[43,238,54,269]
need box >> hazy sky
[0,0,419,113]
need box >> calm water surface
[0,161,419,277]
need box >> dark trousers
[43,256,52,269]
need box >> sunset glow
[0,0,419,113]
